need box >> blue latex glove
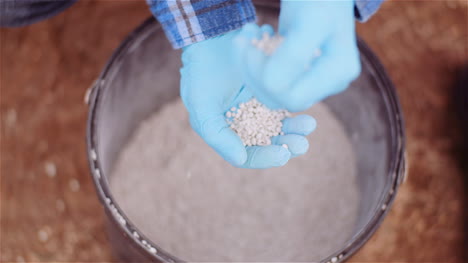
[237,0,361,112]
[180,29,316,169]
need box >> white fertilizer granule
[226,98,290,146]
[44,161,56,178]
[252,32,284,55]
[110,99,360,262]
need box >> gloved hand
[180,29,316,169]
[237,0,361,112]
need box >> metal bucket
[86,5,406,263]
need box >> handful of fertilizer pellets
[226,32,290,147]
[226,99,290,146]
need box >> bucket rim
[86,12,406,263]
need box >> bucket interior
[90,8,402,263]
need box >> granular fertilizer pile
[110,99,360,262]
[226,98,290,146]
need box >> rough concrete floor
[1,0,467,262]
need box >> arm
[236,0,385,113]
[146,0,256,49]
[147,1,315,168]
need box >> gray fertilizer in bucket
[110,100,358,262]
[86,4,406,263]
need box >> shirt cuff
[355,0,384,22]
[147,0,256,49]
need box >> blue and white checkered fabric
[147,0,384,49]
[147,0,256,49]
[355,0,384,22]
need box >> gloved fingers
[281,115,317,136]
[283,40,360,111]
[242,32,288,109]
[251,88,283,110]
[244,39,268,84]
[324,28,360,75]
[234,23,284,109]
[229,84,281,111]
[233,23,262,67]
[234,23,261,48]
[277,0,303,35]
[262,25,329,93]
[239,145,291,169]
[240,22,262,38]
[237,36,285,110]
[278,0,337,36]
[259,24,275,37]
[229,85,254,107]
[324,18,358,58]
[234,23,265,86]
[271,134,309,157]
[190,115,247,166]
[235,23,268,84]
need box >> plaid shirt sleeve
[147,0,256,49]
[355,0,384,22]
